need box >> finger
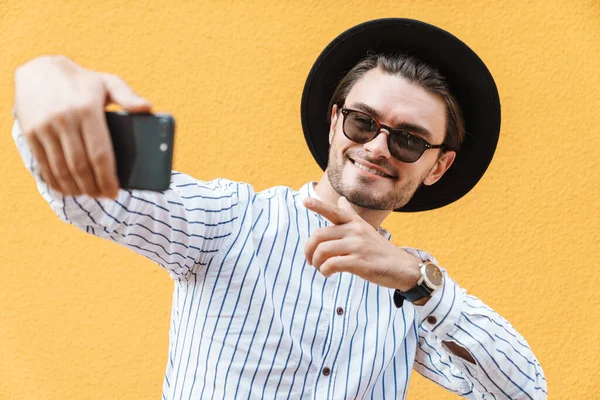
[25,133,61,191]
[303,197,354,225]
[37,125,80,196]
[101,73,152,112]
[57,116,101,197]
[312,239,355,271]
[305,225,348,265]
[80,106,120,198]
[318,255,357,278]
[337,196,358,215]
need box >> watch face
[425,263,443,287]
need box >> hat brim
[300,18,501,212]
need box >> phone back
[105,111,175,192]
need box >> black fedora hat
[300,18,501,212]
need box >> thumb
[101,73,152,112]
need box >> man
[12,18,546,399]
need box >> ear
[423,150,456,186]
[329,104,339,144]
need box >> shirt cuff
[413,273,466,338]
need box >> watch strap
[402,284,433,302]
[393,284,432,308]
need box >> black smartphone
[105,111,175,192]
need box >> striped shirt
[13,121,547,399]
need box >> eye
[399,131,417,148]
[355,116,376,131]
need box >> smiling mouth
[348,157,395,179]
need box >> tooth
[354,161,386,177]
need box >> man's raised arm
[12,55,251,279]
[408,250,548,399]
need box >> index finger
[303,197,353,225]
[80,106,119,198]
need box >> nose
[363,130,392,159]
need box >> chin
[336,172,402,211]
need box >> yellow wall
[1,0,598,398]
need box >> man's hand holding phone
[13,55,153,198]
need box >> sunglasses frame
[340,108,448,163]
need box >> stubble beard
[326,147,426,211]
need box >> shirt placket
[311,271,355,399]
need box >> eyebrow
[349,102,435,142]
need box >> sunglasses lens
[343,112,378,144]
[389,131,425,163]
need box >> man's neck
[313,174,392,229]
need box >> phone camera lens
[160,118,169,137]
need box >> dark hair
[328,53,465,152]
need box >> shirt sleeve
[403,248,548,399]
[12,119,252,280]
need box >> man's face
[326,68,455,210]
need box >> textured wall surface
[1,0,599,399]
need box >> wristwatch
[394,261,444,307]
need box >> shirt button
[427,316,437,325]
[322,367,331,376]
[336,307,344,315]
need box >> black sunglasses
[340,108,447,163]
